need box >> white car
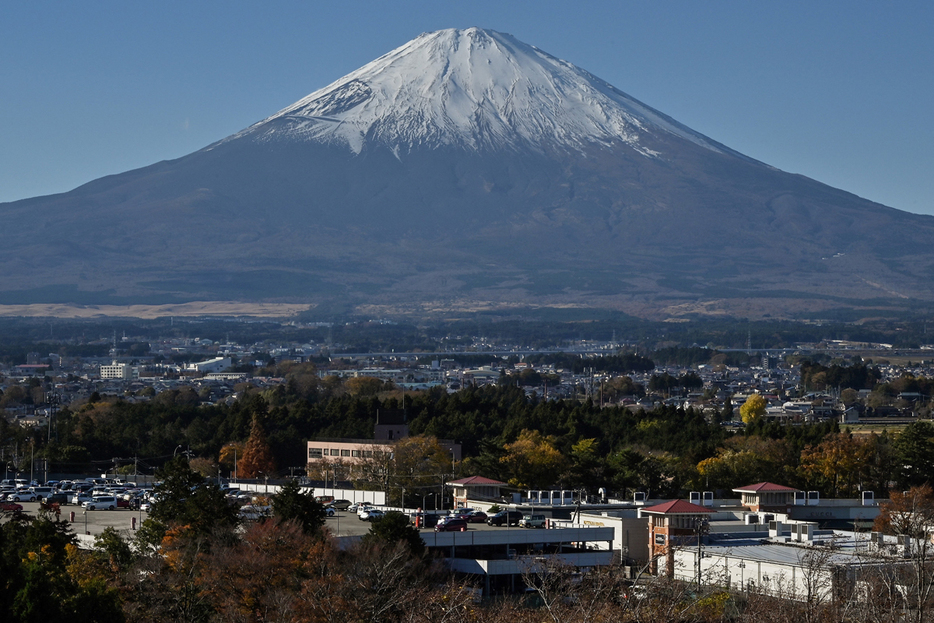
[359,509,385,521]
[72,492,93,505]
[30,486,54,500]
[83,495,117,511]
[9,489,37,502]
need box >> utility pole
[695,517,709,589]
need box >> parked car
[0,501,24,512]
[435,518,468,532]
[349,502,372,514]
[465,511,488,523]
[9,489,37,502]
[325,507,337,517]
[239,505,272,520]
[83,495,118,511]
[43,492,69,505]
[487,510,524,526]
[30,486,54,500]
[519,514,547,529]
[359,509,385,522]
[72,492,93,505]
[327,499,351,510]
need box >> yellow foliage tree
[500,429,567,489]
[739,394,767,424]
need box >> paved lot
[6,501,146,538]
[5,502,520,541]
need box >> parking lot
[3,501,145,537]
[4,502,525,541]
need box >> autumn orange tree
[237,414,276,479]
[799,432,870,497]
[218,441,244,479]
[344,376,388,396]
[873,486,934,623]
[873,485,934,538]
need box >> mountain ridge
[0,27,932,319]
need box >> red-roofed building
[732,482,799,513]
[448,476,507,507]
[641,500,713,576]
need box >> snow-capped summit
[229,28,738,158]
[2,27,933,316]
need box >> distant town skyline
[2,2,932,215]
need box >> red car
[0,501,24,512]
[465,511,488,523]
[435,518,468,532]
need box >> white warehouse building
[186,357,232,374]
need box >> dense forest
[6,363,932,503]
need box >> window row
[307,448,374,459]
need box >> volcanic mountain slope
[2,27,933,317]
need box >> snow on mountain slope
[224,28,749,160]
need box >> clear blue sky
[2,1,932,215]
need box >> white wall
[234,483,385,505]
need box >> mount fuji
[2,27,933,318]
